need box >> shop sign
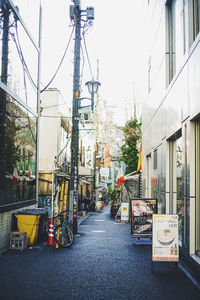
[104,144,110,166]
[131,199,157,236]
[152,214,179,262]
[121,203,129,222]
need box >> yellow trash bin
[15,214,40,246]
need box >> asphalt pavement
[0,205,200,300]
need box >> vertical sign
[121,203,129,222]
[104,144,110,166]
[152,214,179,262]
[131,199,157,236]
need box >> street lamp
[85,80,101,111]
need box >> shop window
[176,136,184,245]
[169,133,183,245]
[0,94,36,207]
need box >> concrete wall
[0,204,36,254]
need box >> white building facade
[142,0,200,278]
[39,88,71,172]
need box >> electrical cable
[11,21,37,89]
[82,29,93,78]
[80,43,85,90]
[11,21,36,144]
[40,25,75,93]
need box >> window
[192,0,200,40]
[166,0,184,84]
[176,136,184,245]
[189,0,200,46]
[153,149,158,170]
[195,121,200,256]
[166,0,177,83]
[146,154,151,198]
[182,0,187,54]
[169,132,184,245]
[0,93,36,207]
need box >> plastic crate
[9,232,27,251]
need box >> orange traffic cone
[44,219,56,245]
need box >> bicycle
[53,209,74,248]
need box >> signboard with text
[152,214,179,262]
[121,203,129,222]
[131,199,157,236]
[104,144,110,166]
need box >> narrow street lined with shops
[0,205,200,300]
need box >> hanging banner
[131,198,157,236]
[104,144,110,166]
[152,214,179,262]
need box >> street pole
[36,3,42,206]
[93,146,97,202]
[69,1,81,234]
[0,1,10,201]
[94,59,100,204]
[69,1,96,233]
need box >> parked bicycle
[53,209,74,248]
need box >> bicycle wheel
[54,223,74,248]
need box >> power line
[41,25,75,93]
[10,21,37,90]
[80,43,85,89]
[82,29,93,78]
[12,21,36,144]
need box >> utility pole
[94,59,100,203]
[0,0,10,200]
[69,0,81,235]
[69,1,95,234]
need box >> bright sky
[41,0,147,125]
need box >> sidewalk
[78,211,92,226]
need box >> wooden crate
[9,232,27,251]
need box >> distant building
[142,0,200,281]
[38,88,71,216]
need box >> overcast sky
[41,0,147,125]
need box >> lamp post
[85,80,101,111]
[85,80,101,205]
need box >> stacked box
[9,232,27,251]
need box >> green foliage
[107,186,120,202]
[120,119,141,175]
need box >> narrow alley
[0,206,200,300]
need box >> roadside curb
[179,263,200,292]
[78,212,92,225]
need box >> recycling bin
[15,208,48,245]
